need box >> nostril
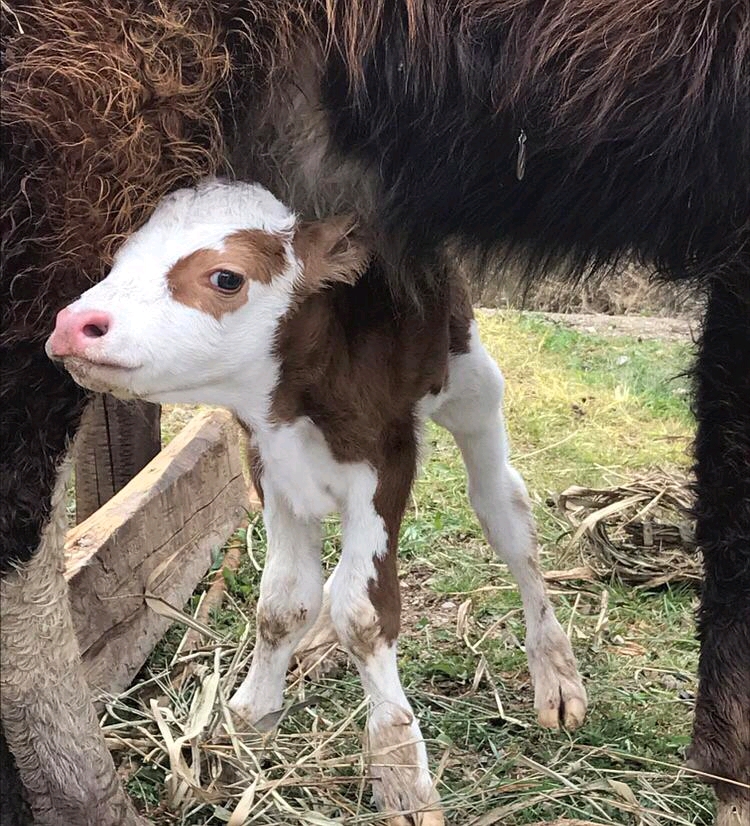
[82,321,108,338]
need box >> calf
[46,180,586,824]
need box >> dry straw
[100,570,709,824]
[557,471,700,589]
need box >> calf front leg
[333,455,443,826]
[228,482,323,729]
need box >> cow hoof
[716,797,750,826]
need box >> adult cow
[1,2,748,824]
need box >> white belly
[255,418,372,519]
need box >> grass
[103,310,710,825]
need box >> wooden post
[64,409,250,699]
[74,395,162,523]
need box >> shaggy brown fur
[319,1,750,283]
[1,0,749,820]
[1,2,233,341]
[4,2,749,331]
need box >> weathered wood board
[75,396,162,523]
[64,409,251,699]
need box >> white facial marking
[47,181,300,419]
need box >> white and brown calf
[46,181,586,825]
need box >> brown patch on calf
[227,229,288,284]
[368,421,418,645]
[269,259,469,646]
[368,551,401,645]
[257,606,308,649]
[448,276,474,356]
[166,229,287,319]
[271,264,456,443]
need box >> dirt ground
[501,311,697,342]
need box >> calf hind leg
[432,323,587,730]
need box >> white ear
[292,216,371,292]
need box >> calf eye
[209,270,245,293]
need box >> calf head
[46,181,368,414]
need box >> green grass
[113,311,709,825]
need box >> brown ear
[292,216,371,291]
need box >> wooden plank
[64,409,251,699]
[74,396,162,523]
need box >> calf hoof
[383,809,445,826]
[374,780,445,826]
[716,799,750,826]
[528,621,587,730]
[367,703,443,826]
[226,696,280,734]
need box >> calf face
[46,181,366,415]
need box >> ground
[104,311,708,825]
[523,312,696,343]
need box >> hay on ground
[558,472,700,588]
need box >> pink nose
[48,307,112,358]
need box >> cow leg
[0,345,148,826]
[687,279,750,825]
[1,723,32,826]
[431,321,587,730]
[331,441,443,826]
[228,480,323,727]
